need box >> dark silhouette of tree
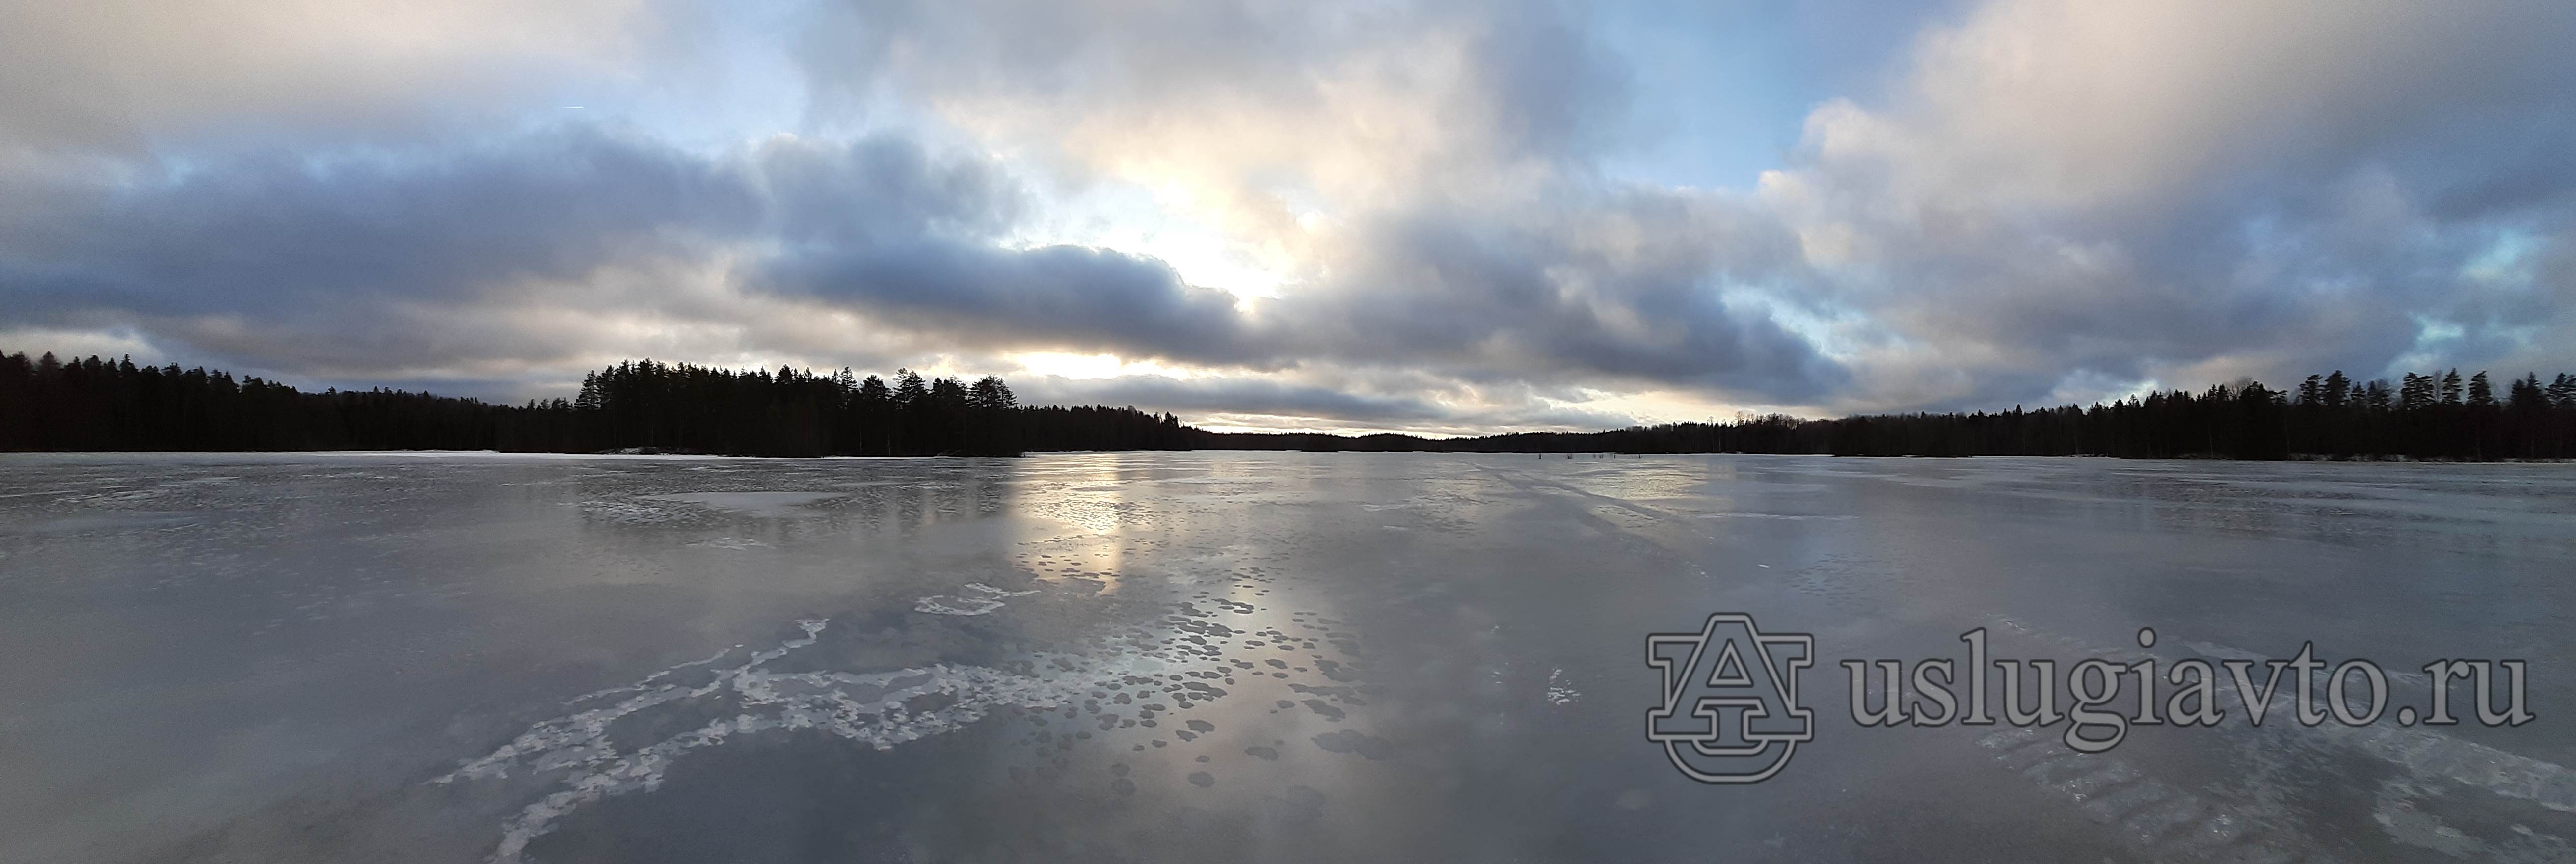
[2361,379,2392,412]
[968,376,1016,409]
[2400,373,2434,410]
[2510,374,2549,412]
[893,370,928,406]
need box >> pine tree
[968,376,1017,409]
[2508,373,2548,411]
[2400,373,2433,410]
[893,370,928,406]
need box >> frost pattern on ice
[913,595,1005,616]
[642,492,848,518]
[577,500,684,524]
[1980,612,2576,816]
[914,582,1041,616]
[434,617,1141,864]
[1970,612,2576,859]
[1544,667,1580,706]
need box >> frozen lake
[3,452,2572,862]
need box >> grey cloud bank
[2,0,2574,432]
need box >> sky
[3,0,2572,435]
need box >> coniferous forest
[4,351,2574,460]
[0,354,1187,456]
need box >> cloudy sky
[3,0,2572,434]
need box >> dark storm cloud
[2,126,760,318]
[756,135,1020,246]
[763,243,1254,364]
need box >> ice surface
[1,451,2572,863]
[640,491,850,518]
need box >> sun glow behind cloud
[1007,351,1213,382]
[1002,178,1295,302]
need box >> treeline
[0,352,511,452]
[1809,370,2576,460]
[1235,370,2576,461]
[0,353,1188,456]
[5,351,2573,460]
